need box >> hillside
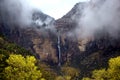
[0,0,120,79]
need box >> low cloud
[75,0,120,38]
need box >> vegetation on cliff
[82,56,120,80]
[0,35,120,80]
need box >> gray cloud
[75,0,120,38]
[0,0,35,26]
[0,0,56,33]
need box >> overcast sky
[28,0,89,19]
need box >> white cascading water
[57,31,61,66]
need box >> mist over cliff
[0,0,55,30]
[74,0,120,38]
[0,0,120,79]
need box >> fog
[0,0,43,26]
[75,0,120,38]
[1,0,120,38]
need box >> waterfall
[57,31,61,66]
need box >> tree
[82,77,91,80]
[38,62,57,80]
[55,76,71,80]
[92,69,107,80]
[61,66,80,80]
[0,49,9,79]
[108,56,120,80]
[82,56,120,80]
[3,54,45,80]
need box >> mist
[75,0,120,38]
[1,0,120,38]
[0,0,45,27]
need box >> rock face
[0,8,58,64]
[1,0,120,78]
[0,2,85,65]
[55,1,120,77]
[58,1,120,78]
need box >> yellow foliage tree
[61,66,79,80]
[82,56,120,80]
[55,76,71,80]
[4,54,45,80]
[108,56,120,80]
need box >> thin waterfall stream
[57,31,61,66]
